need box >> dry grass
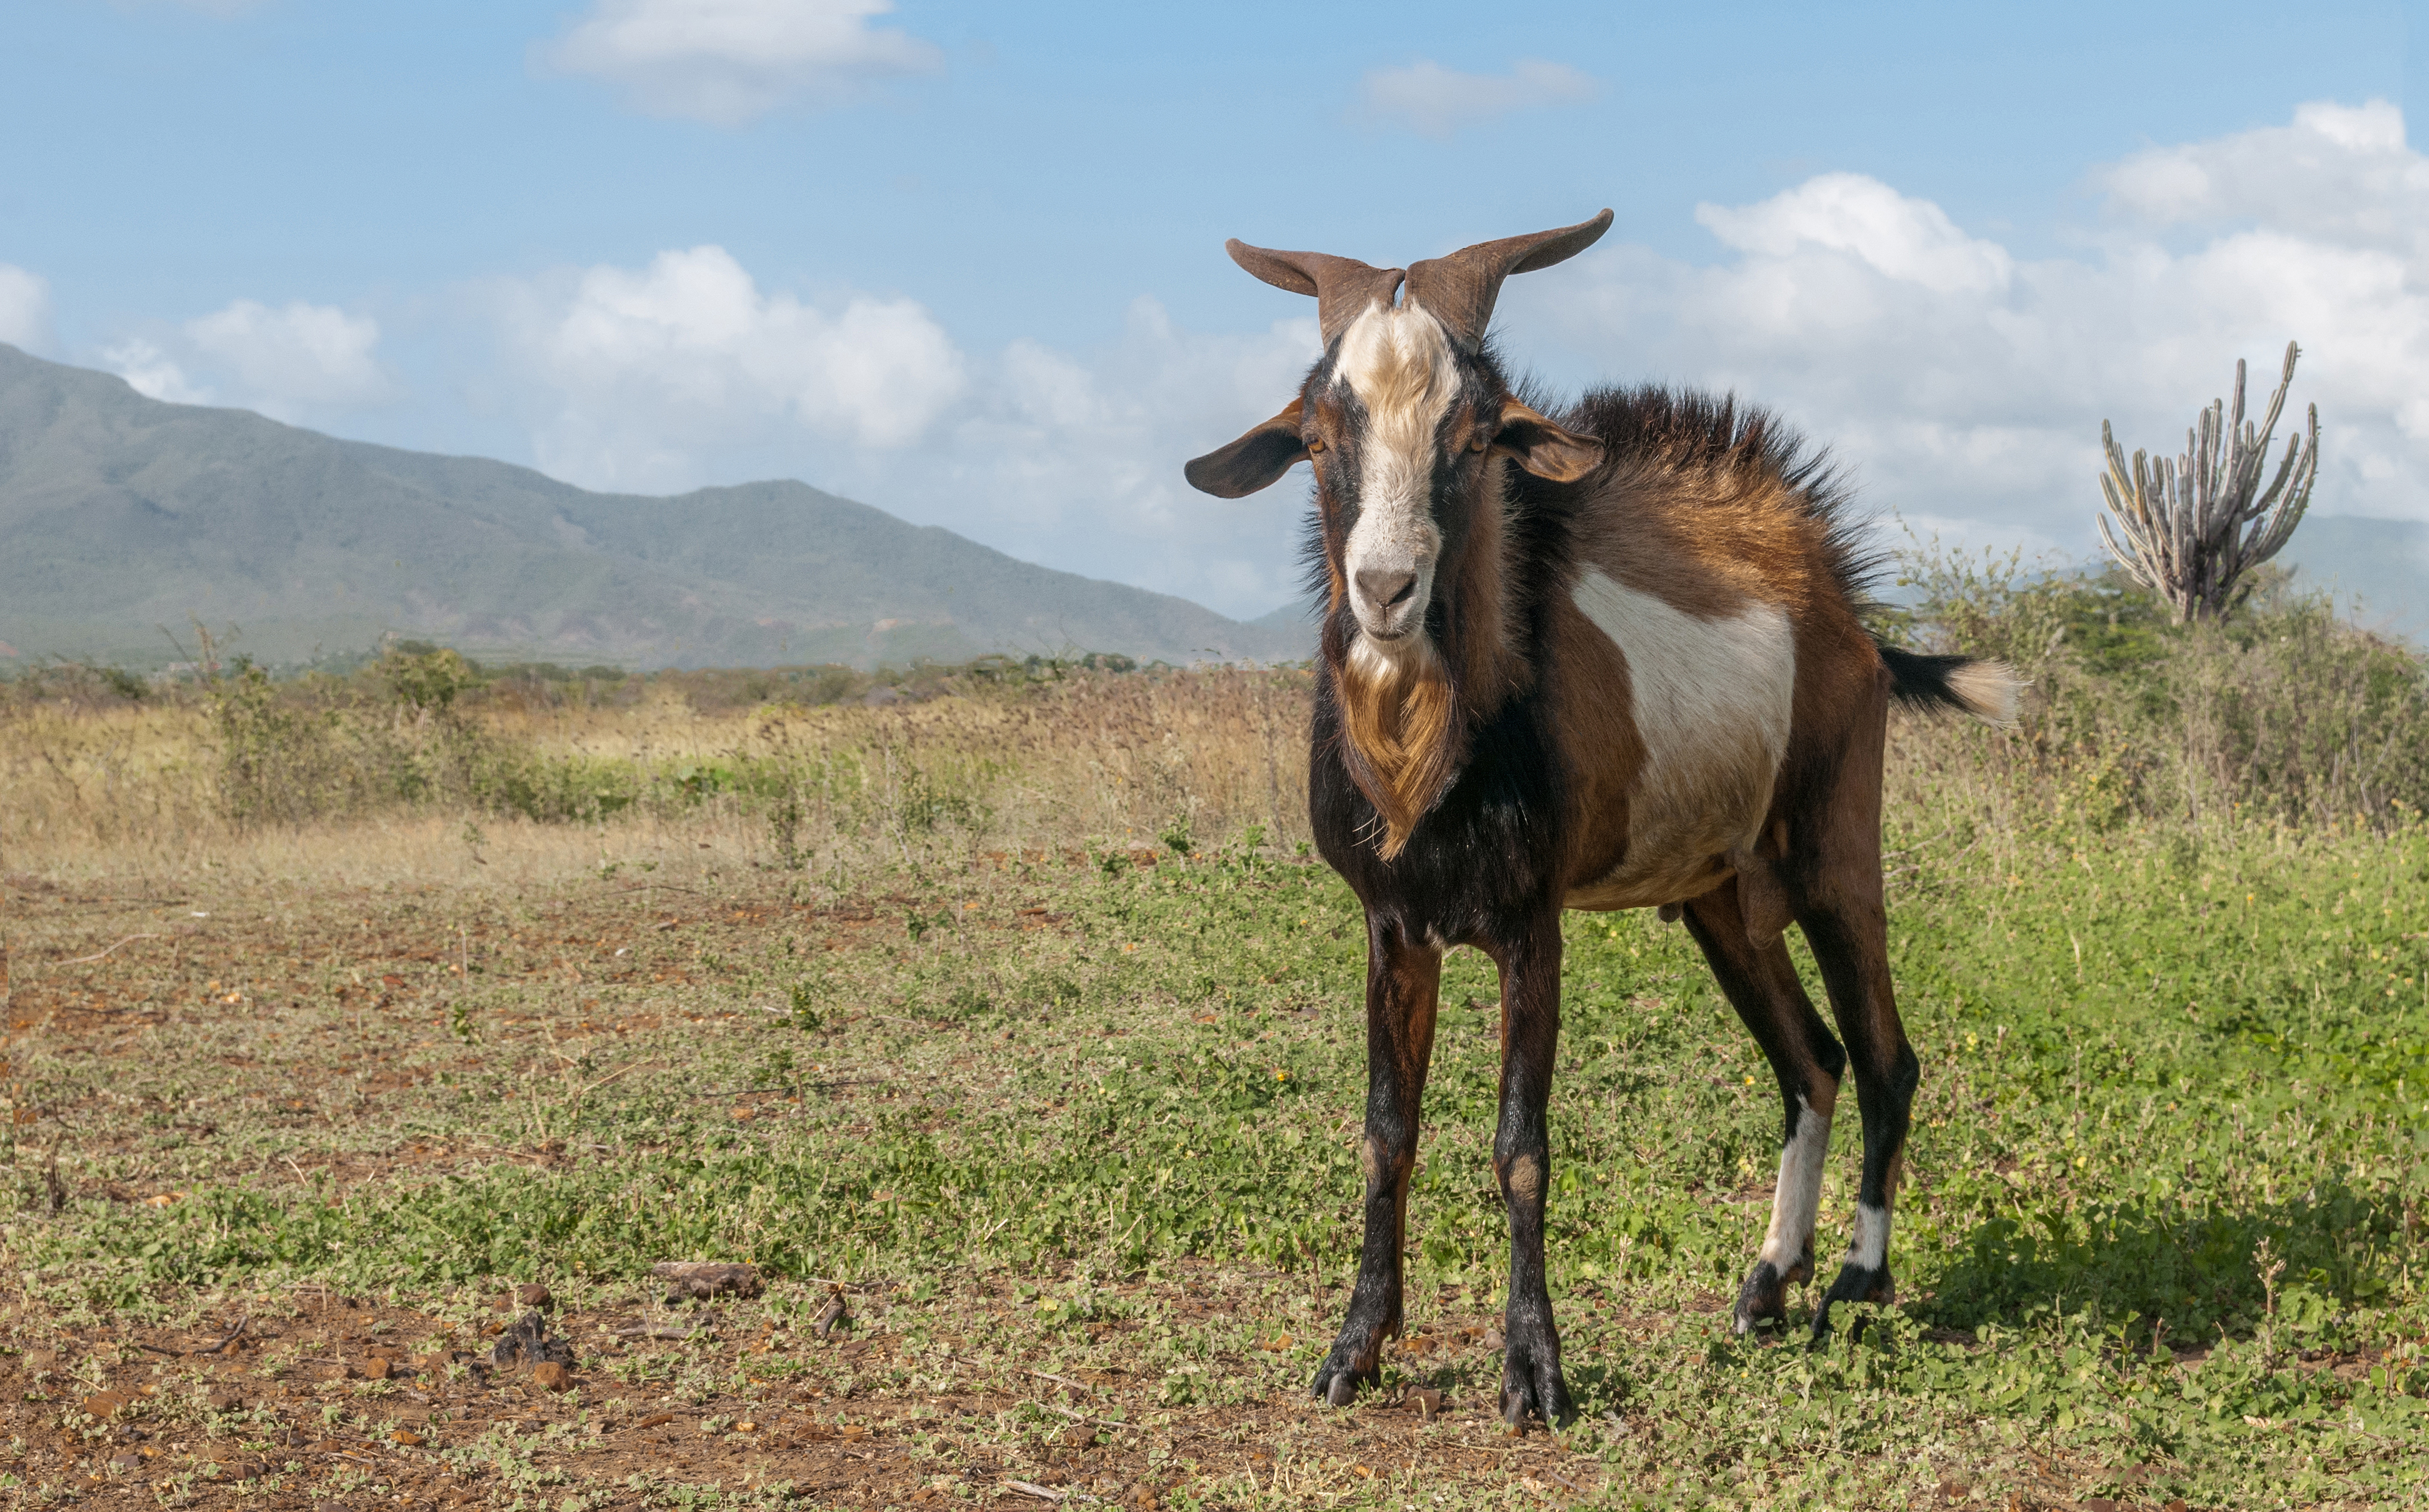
[1,669,1314,888]
[5,633,2428,1507]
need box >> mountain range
[0,343,1311,670]
[0,341,2418,671]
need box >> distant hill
[2277,514,2429,643]
[0,344,1309,670]
[3,341,2411,670]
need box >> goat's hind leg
[1680,886,1846,1336]
[1798,893,1915,1340]
[1794,673,1918,1341]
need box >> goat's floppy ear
[1184,399,1309,498]
[1492,398,1601,482]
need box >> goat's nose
[1355,566,1418,611]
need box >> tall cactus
[2095,341,2320,623]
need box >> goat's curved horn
[1224,240,1406,349]
[1403,209,1614,351]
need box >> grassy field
[4,585,2427,1510]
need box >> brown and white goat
[1185,211,2015,1426]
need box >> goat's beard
[1339,632,1461,860]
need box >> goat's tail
[1876,642,2022,727]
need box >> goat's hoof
[1497,1329,1574,1429]
[1311,1342,1379,1407]
[1809,1262,1894,1343]
[1733,1262,1793,1335]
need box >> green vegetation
[1890,552,2429,828]
[11,816,2428,1506]
[4,560,2425,1506]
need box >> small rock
[81,1389,130,1419]
[1411,1386,1443,1419]
[530,1361,573,1393]
[651,1260,762,1303]
[361,1356,393,1381]
[813,1292,849,1339]
[109,1453,142,1474]
[491,1310,577,1369]
[515,1282,554,1310]
[205,1386,244,1412]
[391,1427,426,1446]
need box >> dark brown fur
[1191,274,2004,1428]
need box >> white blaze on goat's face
[1334,302,1459,645]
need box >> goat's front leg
[1313,915,1440,1407]
[1487,911,1573,1427]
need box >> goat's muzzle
[1349,556,1433,642]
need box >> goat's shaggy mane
[1559,384,1884,619]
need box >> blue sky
[3,1,2424,618]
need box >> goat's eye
[1306,438,1326,454]
[1467,434,1489,453]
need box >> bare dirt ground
[0,861,1629,1510]
[7,834,2404,1510]
[4,1273,1611,1510]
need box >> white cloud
[2098,100,2425,250]
[102,338,212,405]
[489,103,2429,618]
[111,98,2387,625]
[905,296,1322,614]
[504,244,966,490]
[1696,173,2013,295]
[186,300,386,415]
[492,244,1320,615]
[1359,59,1597,140]
[98,300,387,420]
[546,0,940,127]
[0,263,55,354]
[112,0,272,15]
[1495,100,2429,565]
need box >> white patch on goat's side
[1568,569,1794,899]
[1755,1097,1830,1275]
[1844,1202,1890,1271]
[1334,304,1457,639]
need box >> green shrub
[1899,544,2429,832]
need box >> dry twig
[58,933,165,966]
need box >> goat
[1184,211,2016,1427]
